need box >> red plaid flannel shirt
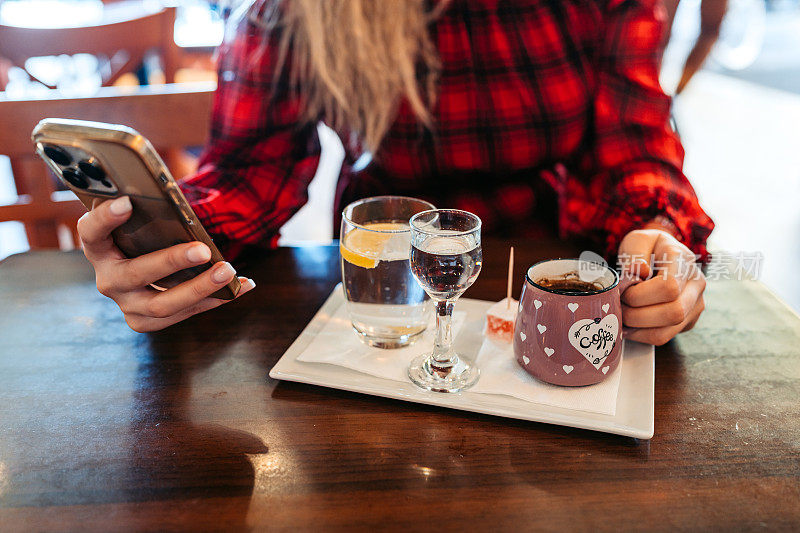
[181,0,714,261]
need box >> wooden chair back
[0,82,215,249]
[0,3,179,88]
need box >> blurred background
[0,0,798,310]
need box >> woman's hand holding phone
[77,196,256,332]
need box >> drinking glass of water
[340,196,435,348]
[407,209,482,392]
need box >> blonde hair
[252,0,446,153]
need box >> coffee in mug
[534,271,604,294]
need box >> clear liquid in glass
[410,233,482,301]
[341,222,429,347]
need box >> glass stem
[432,299,455,366]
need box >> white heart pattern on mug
[567,303,579,313]
[522,356,530,365]
[562,365,574,374]
[602,303,610,313]
[520,331,527,342]
[602,366,610,374]
[534,299,542,310]
[537,324,546,334]
[544,347,554,357]
[567,314,620,370]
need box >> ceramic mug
[513,258,639,386]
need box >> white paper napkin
[471,338,623,415]
[296,297,621,415]
[297,302,467,382]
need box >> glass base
[352,325,425,349]
[407,353,480,393]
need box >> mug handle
[619,270,646,339]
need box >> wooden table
[1,241,799,531]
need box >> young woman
[77,0,713,342]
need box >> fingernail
[212,262,236,283]
[186,243,211,263]
[242,278,256,290]
[109,196,132,216]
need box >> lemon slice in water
[340,222,408,269]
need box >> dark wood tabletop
[1,240,799,531]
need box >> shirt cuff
[603,189,714,264]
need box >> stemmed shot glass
[408,209,482,392]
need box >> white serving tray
[270,287,655,439]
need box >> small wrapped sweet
[486,298,518,343]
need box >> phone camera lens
[62,168,89,189]
[78,160,111,187]
[43,145,72,166]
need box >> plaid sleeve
[179,5,321,259]
[561,0,714,261]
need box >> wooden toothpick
[506,246,514,309]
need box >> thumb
[618,231,657,280]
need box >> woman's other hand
[618,229,706,346]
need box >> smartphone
[31,118,240,300]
